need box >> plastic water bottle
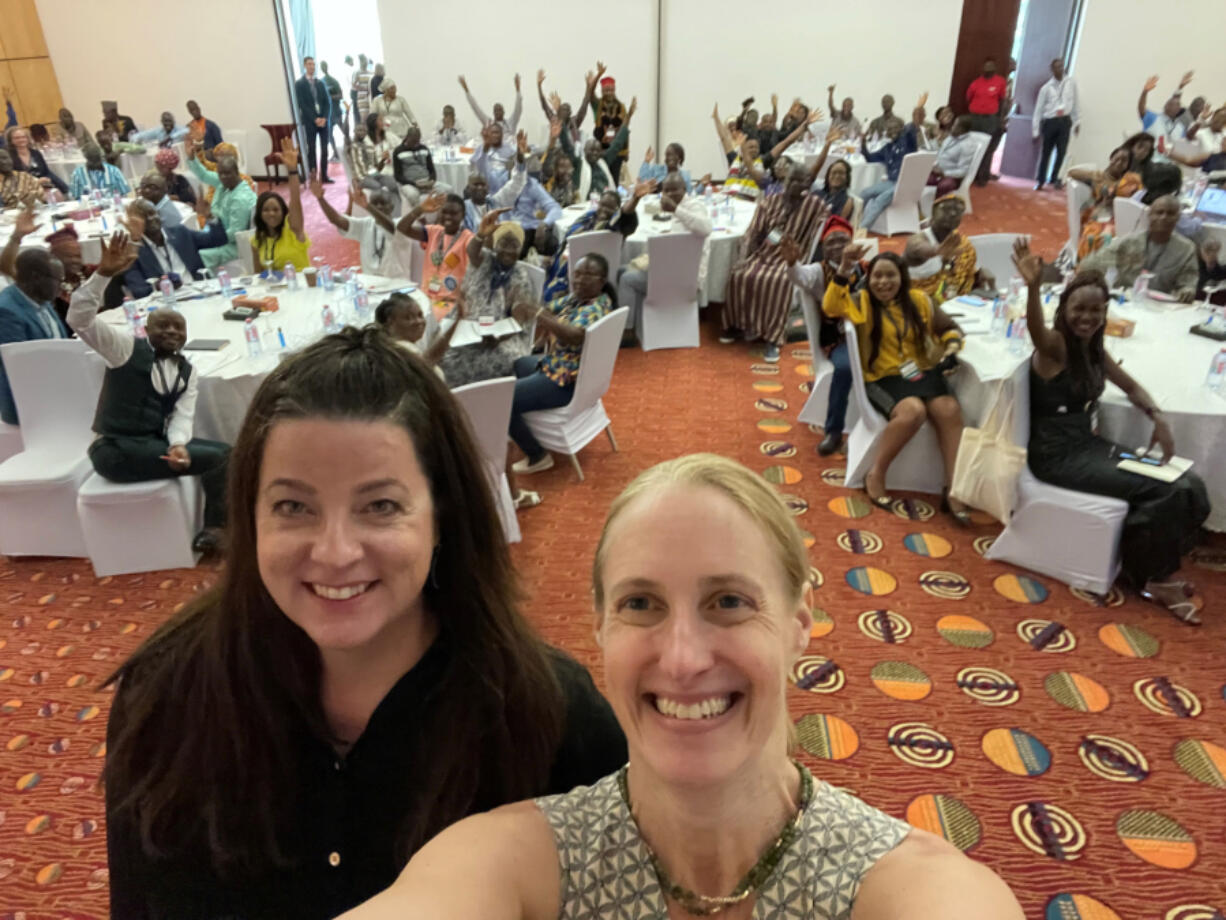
[112,192,123,211]
[1194,174,1209,204]
[124,303,146,339]
[705,184,716,218]
[1008,318,1028,356]
[284,263,298,291]
[320,264,334,290]
[217,268,233,298]
[321,303,338,333]
[1207,349,1226,394]
[243,318,262,356]
[1133,270,1152,303]
[158,275,175,307]
[354,288,370,323]
[990,296,1006,337]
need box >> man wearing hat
[781,215,864,455]
[590,70,628,167]
[906,193,994,302]
[0,211,103,320]
[153,147,196,206]
[372,79,417,141]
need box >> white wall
[378,0,659,159]
[35,0,292,173]
[1070,0,1226,168]
[660,0,964,179]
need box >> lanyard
[432,230,463,267]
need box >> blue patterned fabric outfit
[536,766,909,919]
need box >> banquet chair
[1062,172,1093,265]
[519,261,545,343]
[566,230,622,284]
[868,151,936,237]
[969,233,1020,294]
[452,377,520,543]
[638,232,704,351]
[984,359,1128,595]
[1113,197,1149,238]
[795,288,835,430]
[77,474,203,576]
[841,320,945,493]
[848,194,864,230]
[0,341,105,558]
[260,124,297,183]
[919,132,990,218]
[409,239,425,286]
[0,421,21,465]
[523,307,629,481]
[235,229,256,275]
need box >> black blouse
[106,640,627,919]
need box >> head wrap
[45,226,79,249]
[821,215,853,240]
[933,192,966,210]
[492,220,525,251]
[599,77,615,91]
[382,79,396,91]
[155,147,180,169]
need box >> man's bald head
[15,249,64,302]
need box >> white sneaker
[512,454,555,474]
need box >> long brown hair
[104,325,564,875]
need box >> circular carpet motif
[845,566,897,596]
[1098,623,1159,658]
[1116,810,1196,869]
[993,573,1050,603]
[757,418,792,434]
[1078,734,1150,783]
[759,440,797,459]
[836,530,883,554]
[982,728,1051,776]
[809,607,834,639]
[1017,619,1076,653]
[956,666,1021,707]
[1044,672,1110,713]
[870,661,931,700]
[1011,801,1086,861]
[890,497,935,521]
[857,610,912,643]
[1171,739,1226,788]
[936,614,994,649]
[795,713,858,760]
[886,721,954,769]
[761,465,803,485]
[1133,677,1202,718]
[905,794,981,851]
[1044,894,1122,920]
[827,495,874,519]
[918,570,971,599]
[790,655,844,693]
[902,532,952,558]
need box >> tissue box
[231,295,279,313]
[1105,315,1135,337]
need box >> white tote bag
[950,381,1026,524]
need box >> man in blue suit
[0,248,70,424]
[118,199,226,299]
[295,56,333,182]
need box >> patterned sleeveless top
[536,767,910,919]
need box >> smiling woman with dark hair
[103,326,626,919]
[1012,240,1209,623]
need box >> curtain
[288,0,316,62]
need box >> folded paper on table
[441,317,523,348]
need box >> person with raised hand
[459,72,523,137]
[68,230,230,554]
[396,190,473,318]
[559,94,637,200]
[312,177,412,279]
[251,138,311,272]
[184,135,257,271]
[1011,240,1209,622]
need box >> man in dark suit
[118,199,227,299]
[295,56,333,183]
[0,248,70,424]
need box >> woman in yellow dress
[251,141,311,272]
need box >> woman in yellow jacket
[823,246,972,524]
[251,139,312,272]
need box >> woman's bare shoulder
[852,828,1023,920]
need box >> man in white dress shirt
[1032,58,1079,190]
[311,177,415,279]
[67,232,229,553]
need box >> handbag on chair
[950,380,1026,524]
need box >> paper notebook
[442,317,523,348]
[1117,453,1194,483]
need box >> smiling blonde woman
[344,454,1021,919]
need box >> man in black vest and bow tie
[67,232,230,554]
[295,55,333,182]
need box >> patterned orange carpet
[2,174,1224,920]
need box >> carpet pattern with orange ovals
[0,174,1224,919]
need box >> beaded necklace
[616,761,813,917]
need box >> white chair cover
[842,320,946,494]
[868,151,936,237]
[566,230,622,284]
[0,421,21,465]
[983,358,1128,595]
[639,233,704,350]
[796,288,834,429]
[523,307,628,481]
[1063,171,1094,264]
[451,376,520,543]
[235,229,256,275]
[1112,197,1149,238]
[77,474,202,575]
[919,132,991,219]
[969,233,1021,294]
[0,341,105,557]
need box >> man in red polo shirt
[966,57,1007,185]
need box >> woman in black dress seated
[1012,240,1209,624]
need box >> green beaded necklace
[616,761,814,917]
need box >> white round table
[97,273,425,443]
[0,198,194,264]
[781,144,886,197]
[555,192,758,304]
[429,147,474,192]
[952,293,1226,531]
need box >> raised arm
[509,75,523,132]
[395,192,445,242]
[537,69,553,120]
[574,69,597,128]
[1011,239,1066,365]
[311,177,350,233]
[0,206,38,279]
[712,103,736,154]
[771,108,822,159]
[459,75,489,125]
[1138,75,1158,120]
[423,292,465,365]
[805,128,844,185]
[279,139,306,239]
[66,232,139,367]
[827,85,837,118]
[184,139,220,188]
[467,207,511,269]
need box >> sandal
[941,489,972,527]
[1139,587,1203,626]
[863,471,892,509]
[1145,578,1196,598]
[513,489,542,510]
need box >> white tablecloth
[94,274,424,444]
[40,143,187,186]
[0,199,194,264]
[781,145,886,197]
[555,193,758,303]
[951,294,1226,530]
[428,147,474,191]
